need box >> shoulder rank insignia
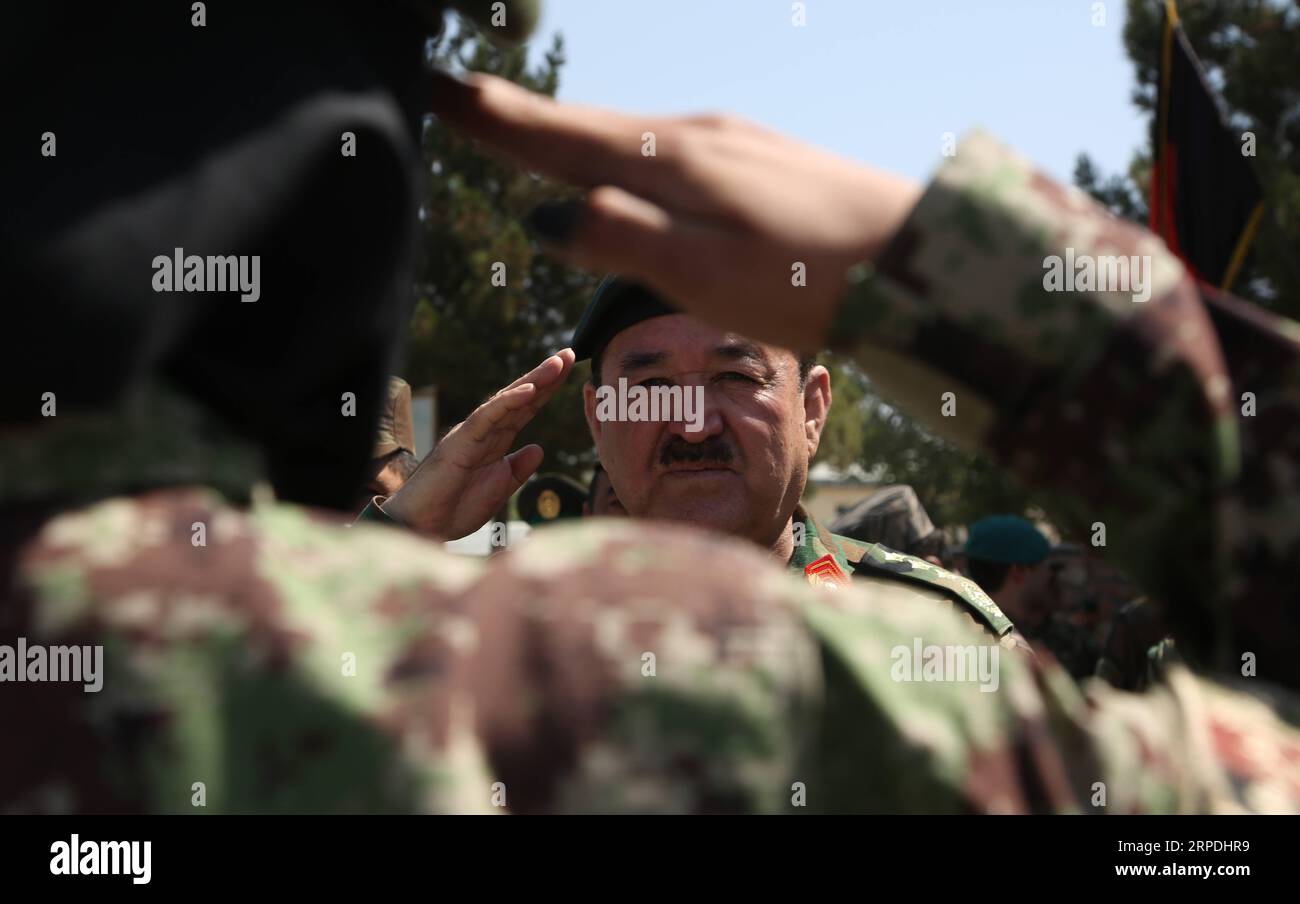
[805,554,850,589]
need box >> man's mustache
[659,437,734,467]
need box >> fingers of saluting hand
[504,444,545,487]
[466,349,575,445]
[429,71,648,184]
[428,71,710,215]
[501,347,575,396]
[524,189,734,307]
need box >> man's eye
[719,372,758,383]
[638,377,673,388]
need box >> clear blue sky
[526,0,1148,185]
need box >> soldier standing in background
[1096,598,1174,692]
[962,515,1055,637]
[357,376,420,510]
[516,472,588,525]
[583,463,626,517]
[828,484,946,565]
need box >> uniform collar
[788,504,859,578]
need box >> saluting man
[568,276,1018,642]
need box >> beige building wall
[802,482,883,525]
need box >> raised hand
[380,348,576,539]
[428,71,922,351]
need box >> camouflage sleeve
[8,490,1297,813]
[829,131,1300,680]
[3,490,821,813]
[0,489,1071,813]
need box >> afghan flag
[1149,0,1264,291]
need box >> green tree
[405,26,596,479]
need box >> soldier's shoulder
[836,533,1014,637]
[5,487,503,813]
[1086,667,1300,813]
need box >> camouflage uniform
[789,505,1016,643]
[6,0,1299,809]
[366,493,1017,640]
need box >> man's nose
[664,381,724,443]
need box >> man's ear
[583,381,603,446]
[802,364,832,458]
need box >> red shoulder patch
[804,554,850,589]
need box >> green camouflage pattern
[788,506,1014,639]
[833,131,1300,689]
[6,131,1300,814]
[4,469,1296,813]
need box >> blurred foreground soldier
[584,463,626,517]
[963,516,1054,637]
[358,377,420,509]
[516,473,586,525]
[828,484,944,564]
[4,2,1298,814]
[564,276,1016,640]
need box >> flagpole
[1153,0,1179,238]
[1221,202,1264,292]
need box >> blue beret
[964,515,1050,565]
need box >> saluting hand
[380,349,576,540]
[427,71,923,352]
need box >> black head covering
[3,1,534,509]
[571,276,679,364]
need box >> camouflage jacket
[833,132,1300,691]
[788,506,1015,640]
[5,134,1300,814]
[363,497,1016,640]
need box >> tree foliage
[405,26,596,478]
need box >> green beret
[964,515,1051,565]
[571,276,678,363]
[516,473,587,525]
